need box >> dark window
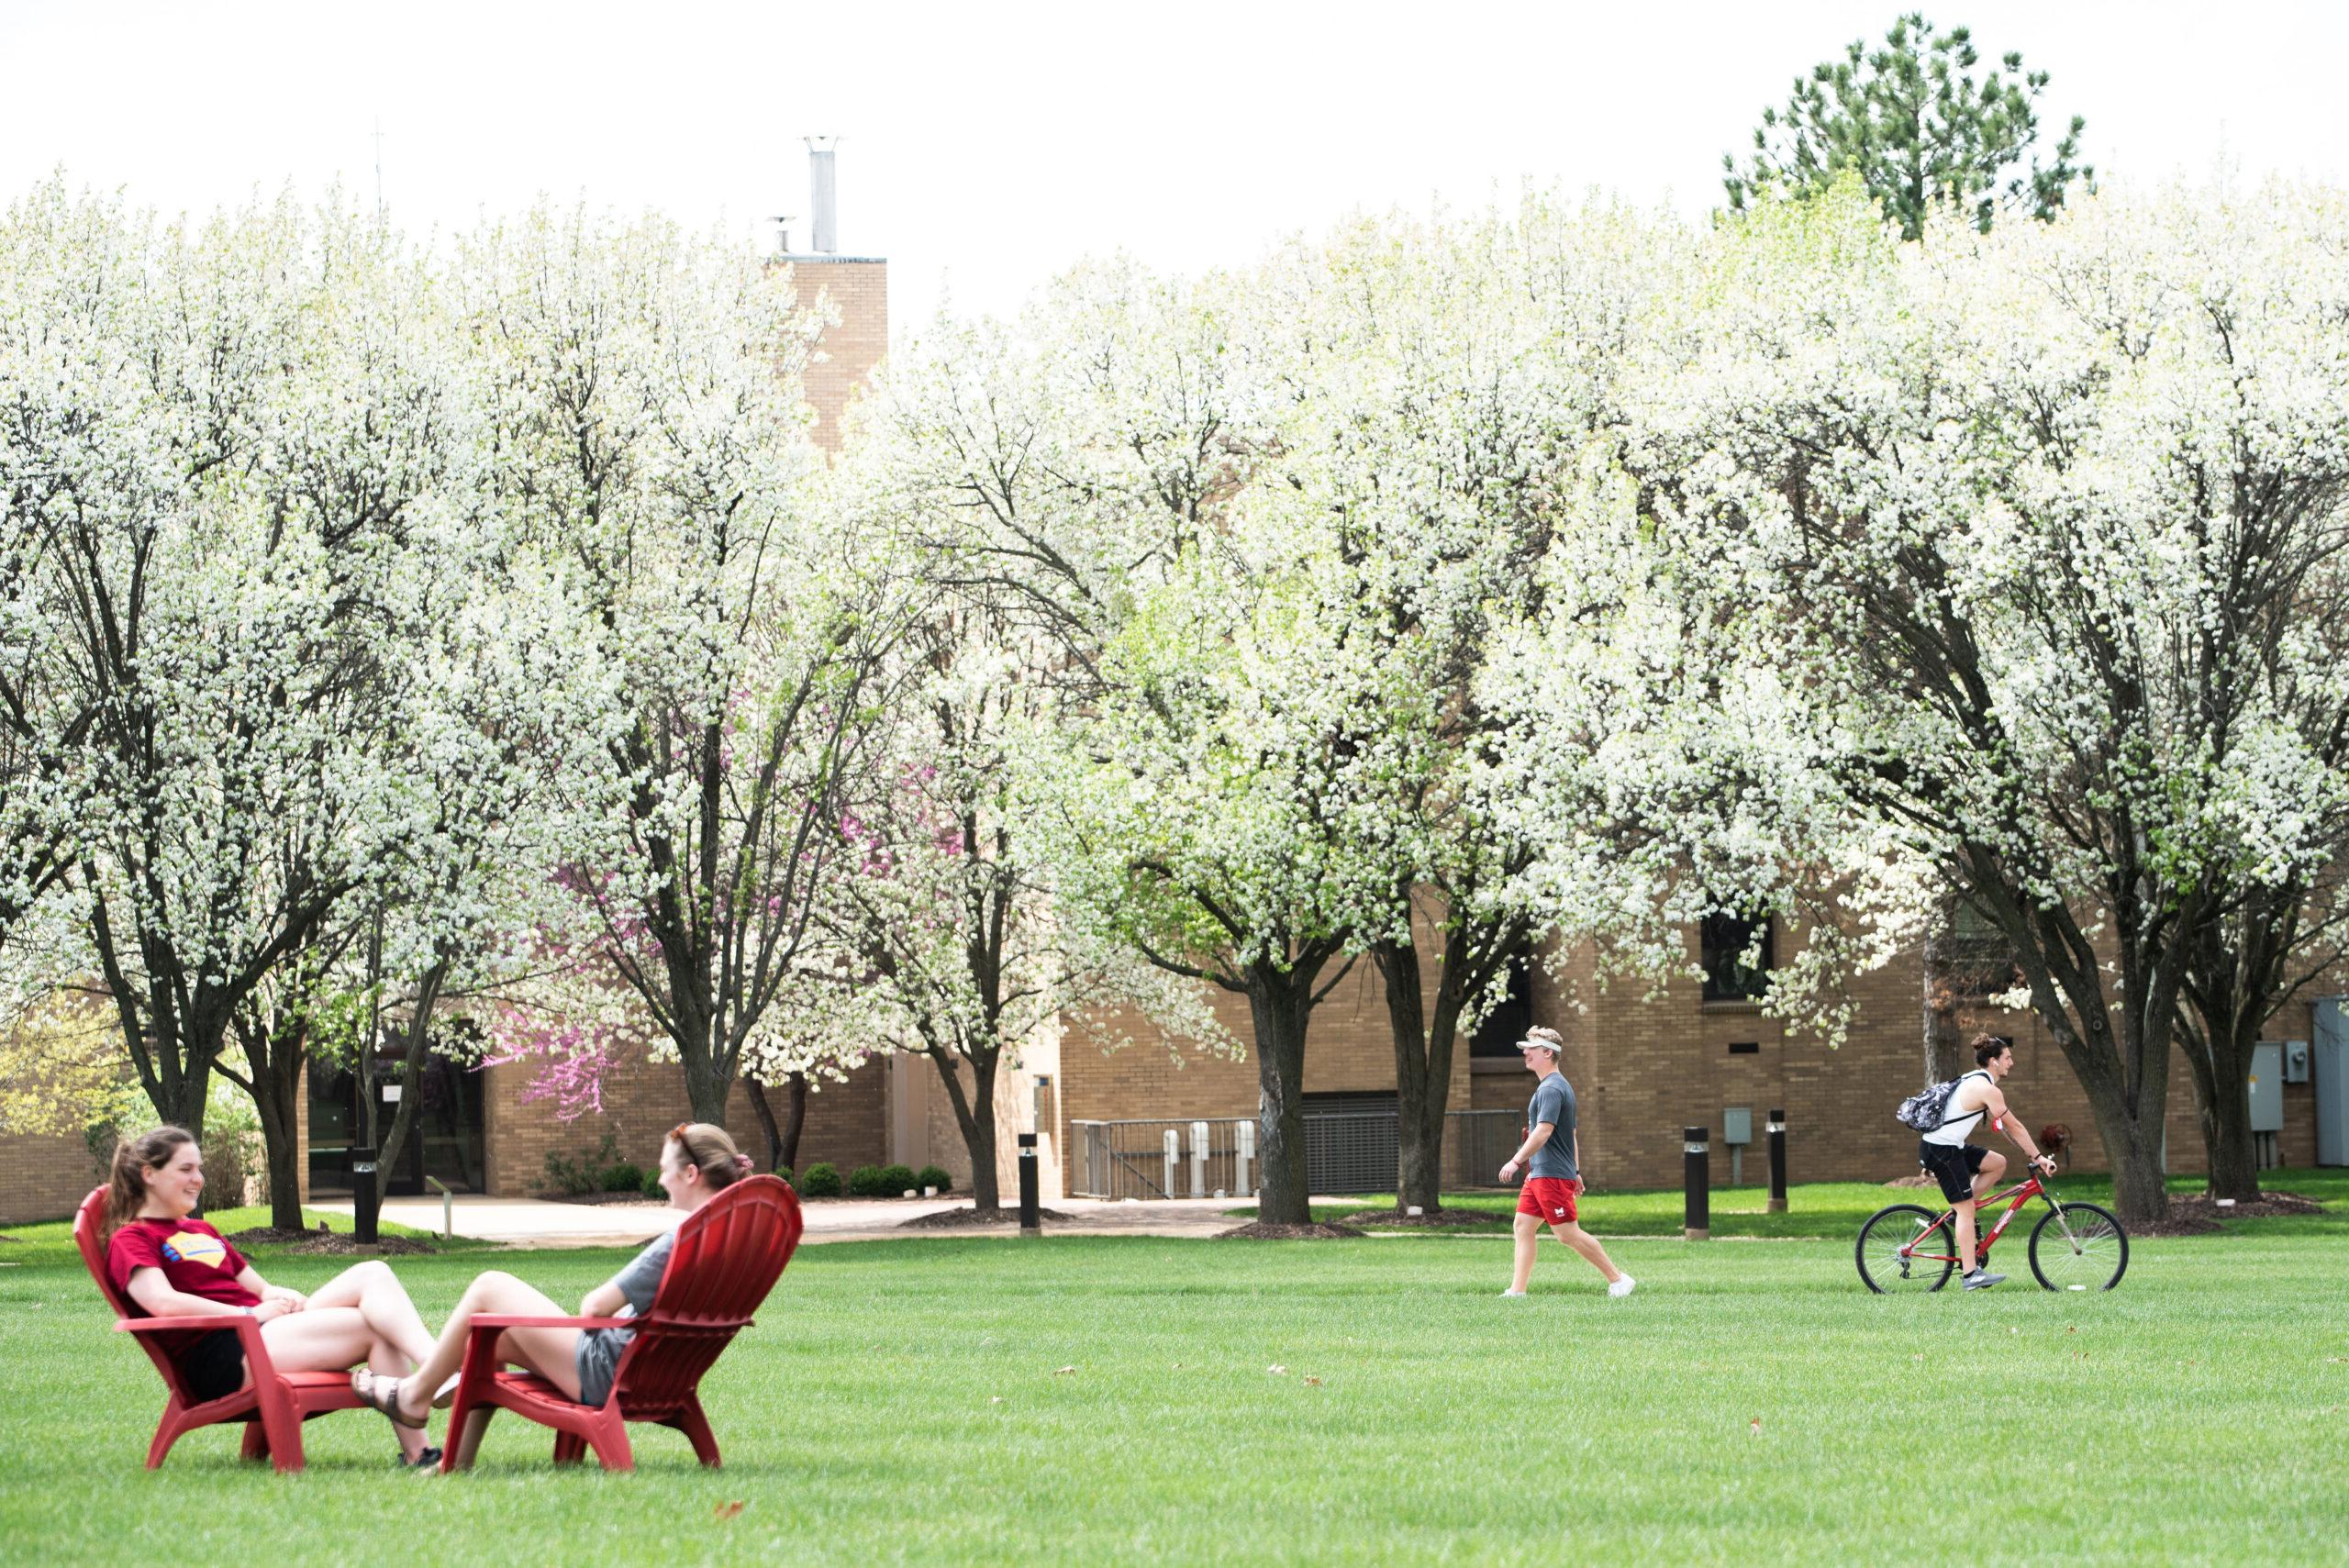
[1468,949,1536,1057]
[1944,900,2024,999]
[1700,911,1774,1003]
[1728,1040,1761,1055]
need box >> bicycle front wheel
[2029,1201,2129,1291]
[1857,1204,1959,1294]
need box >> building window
[1468,948,1536,1057]
[1700,911,1774,1003]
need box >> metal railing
[1071,1109,1524,1199]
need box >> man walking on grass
[1499,1028,1634,1299]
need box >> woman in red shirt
[105,1126,447,1466]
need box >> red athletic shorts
[1517,1176,1581,1224]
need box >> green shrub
[641,1167,665,1199]
[603,1162,644,1194]
[847,1162,920,1197]
[543,1129,622,1197]
[797,1162,841,1198]
[773,1166,793,1187]
[916,1164,952,1193]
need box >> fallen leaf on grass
[1053,1365,1076,1376]
[1749,1418,1762,1435]
[713,1502,744,1521]
[2008,1327,2020,1335]
[1267,1364,1288,1375]
[1303,1376,1323,1387]
[990,1396,1003,1405]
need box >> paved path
[309,1193,1273,1249]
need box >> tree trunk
[1246,965,1315,1226]
[964,1053,1001,1213]
[924,1044,1004,1213]
[1920,895,1965,1087]
[679,1048,734,1128]
[747,1078,785,1172]
[778,1072,807,1173]
[248,1047,307,1230]
[2196,1027,2265,1203]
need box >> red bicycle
[1856,1171,2128,1293]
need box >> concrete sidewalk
[309,1193,1266,1249]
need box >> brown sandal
[352,1367,427,1430]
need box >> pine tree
[1723,11,2089,239]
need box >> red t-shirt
[106,1218,259,1358]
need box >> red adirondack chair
[441,1173,802,1473]
[74,1186,365,1473]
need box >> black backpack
[1895,1077,1966,1132]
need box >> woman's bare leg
[305,1259,435,1367]
[259,1307,427,1461]
[387,1271,583,1425]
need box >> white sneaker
[1499,1288,1527,1297]
[1607,1275,1637,1298]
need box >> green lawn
[1295,1166,2349,1237]
[4,1192,2344,1564]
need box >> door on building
[306,1055,486,1197]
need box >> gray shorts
[574,1326,630,1407]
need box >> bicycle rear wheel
[2029,1201,2128,1291]
[1856,1204,1959,1294]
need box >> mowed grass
[1303,1166,2349,1237]
[4,1198,2346,1565]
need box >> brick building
[1042,914,2340,1199]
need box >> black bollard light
[1683,1126,1709,1240]
[1018,1131,1041,1236]
[351,1145,380,1246]
[1766,1108,1788,1214]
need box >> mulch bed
[1216,1221,1366,1240]
[224,1227,440,1256]
[1330,1209,1497,1229]
[2132,1191,2327,1237]
[897,1206,1074,1229]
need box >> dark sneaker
[1961,1268,2006,1291]
[399,1446,443,1472]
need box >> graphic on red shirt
[161,1230,230,1270]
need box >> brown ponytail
[666,1122,751,1191]
[106,1126,195,1239]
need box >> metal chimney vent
[805,135,840,254]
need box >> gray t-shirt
[574,1229,673,1407]
[1526,1073,1578,1181]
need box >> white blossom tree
[456,208,914,1128]
[11,188,473,1144]
[1627,181,2349,1223]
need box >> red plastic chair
[74,1186,365,1473]
[441,1173,803,1473]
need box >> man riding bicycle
[1922,1035,2057,1290]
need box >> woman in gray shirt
[353,1123,754,1435]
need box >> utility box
[2285,1040,2310,1084]
[2249,1042,2285,1134]
[2318,1001,2348,1166]
[1722,1107,1753,1146]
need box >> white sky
[5,1,2345,332]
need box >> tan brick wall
[788,258,886,452]
[484,1051,888,1195]
[0,1128,102,1225]
[1054,916,2342,1194]
[1055,939,1471,1194]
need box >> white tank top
[1921,1071,1995,1147]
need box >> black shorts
[1919,1141,1989,1205]
[180,1328,249,1403]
